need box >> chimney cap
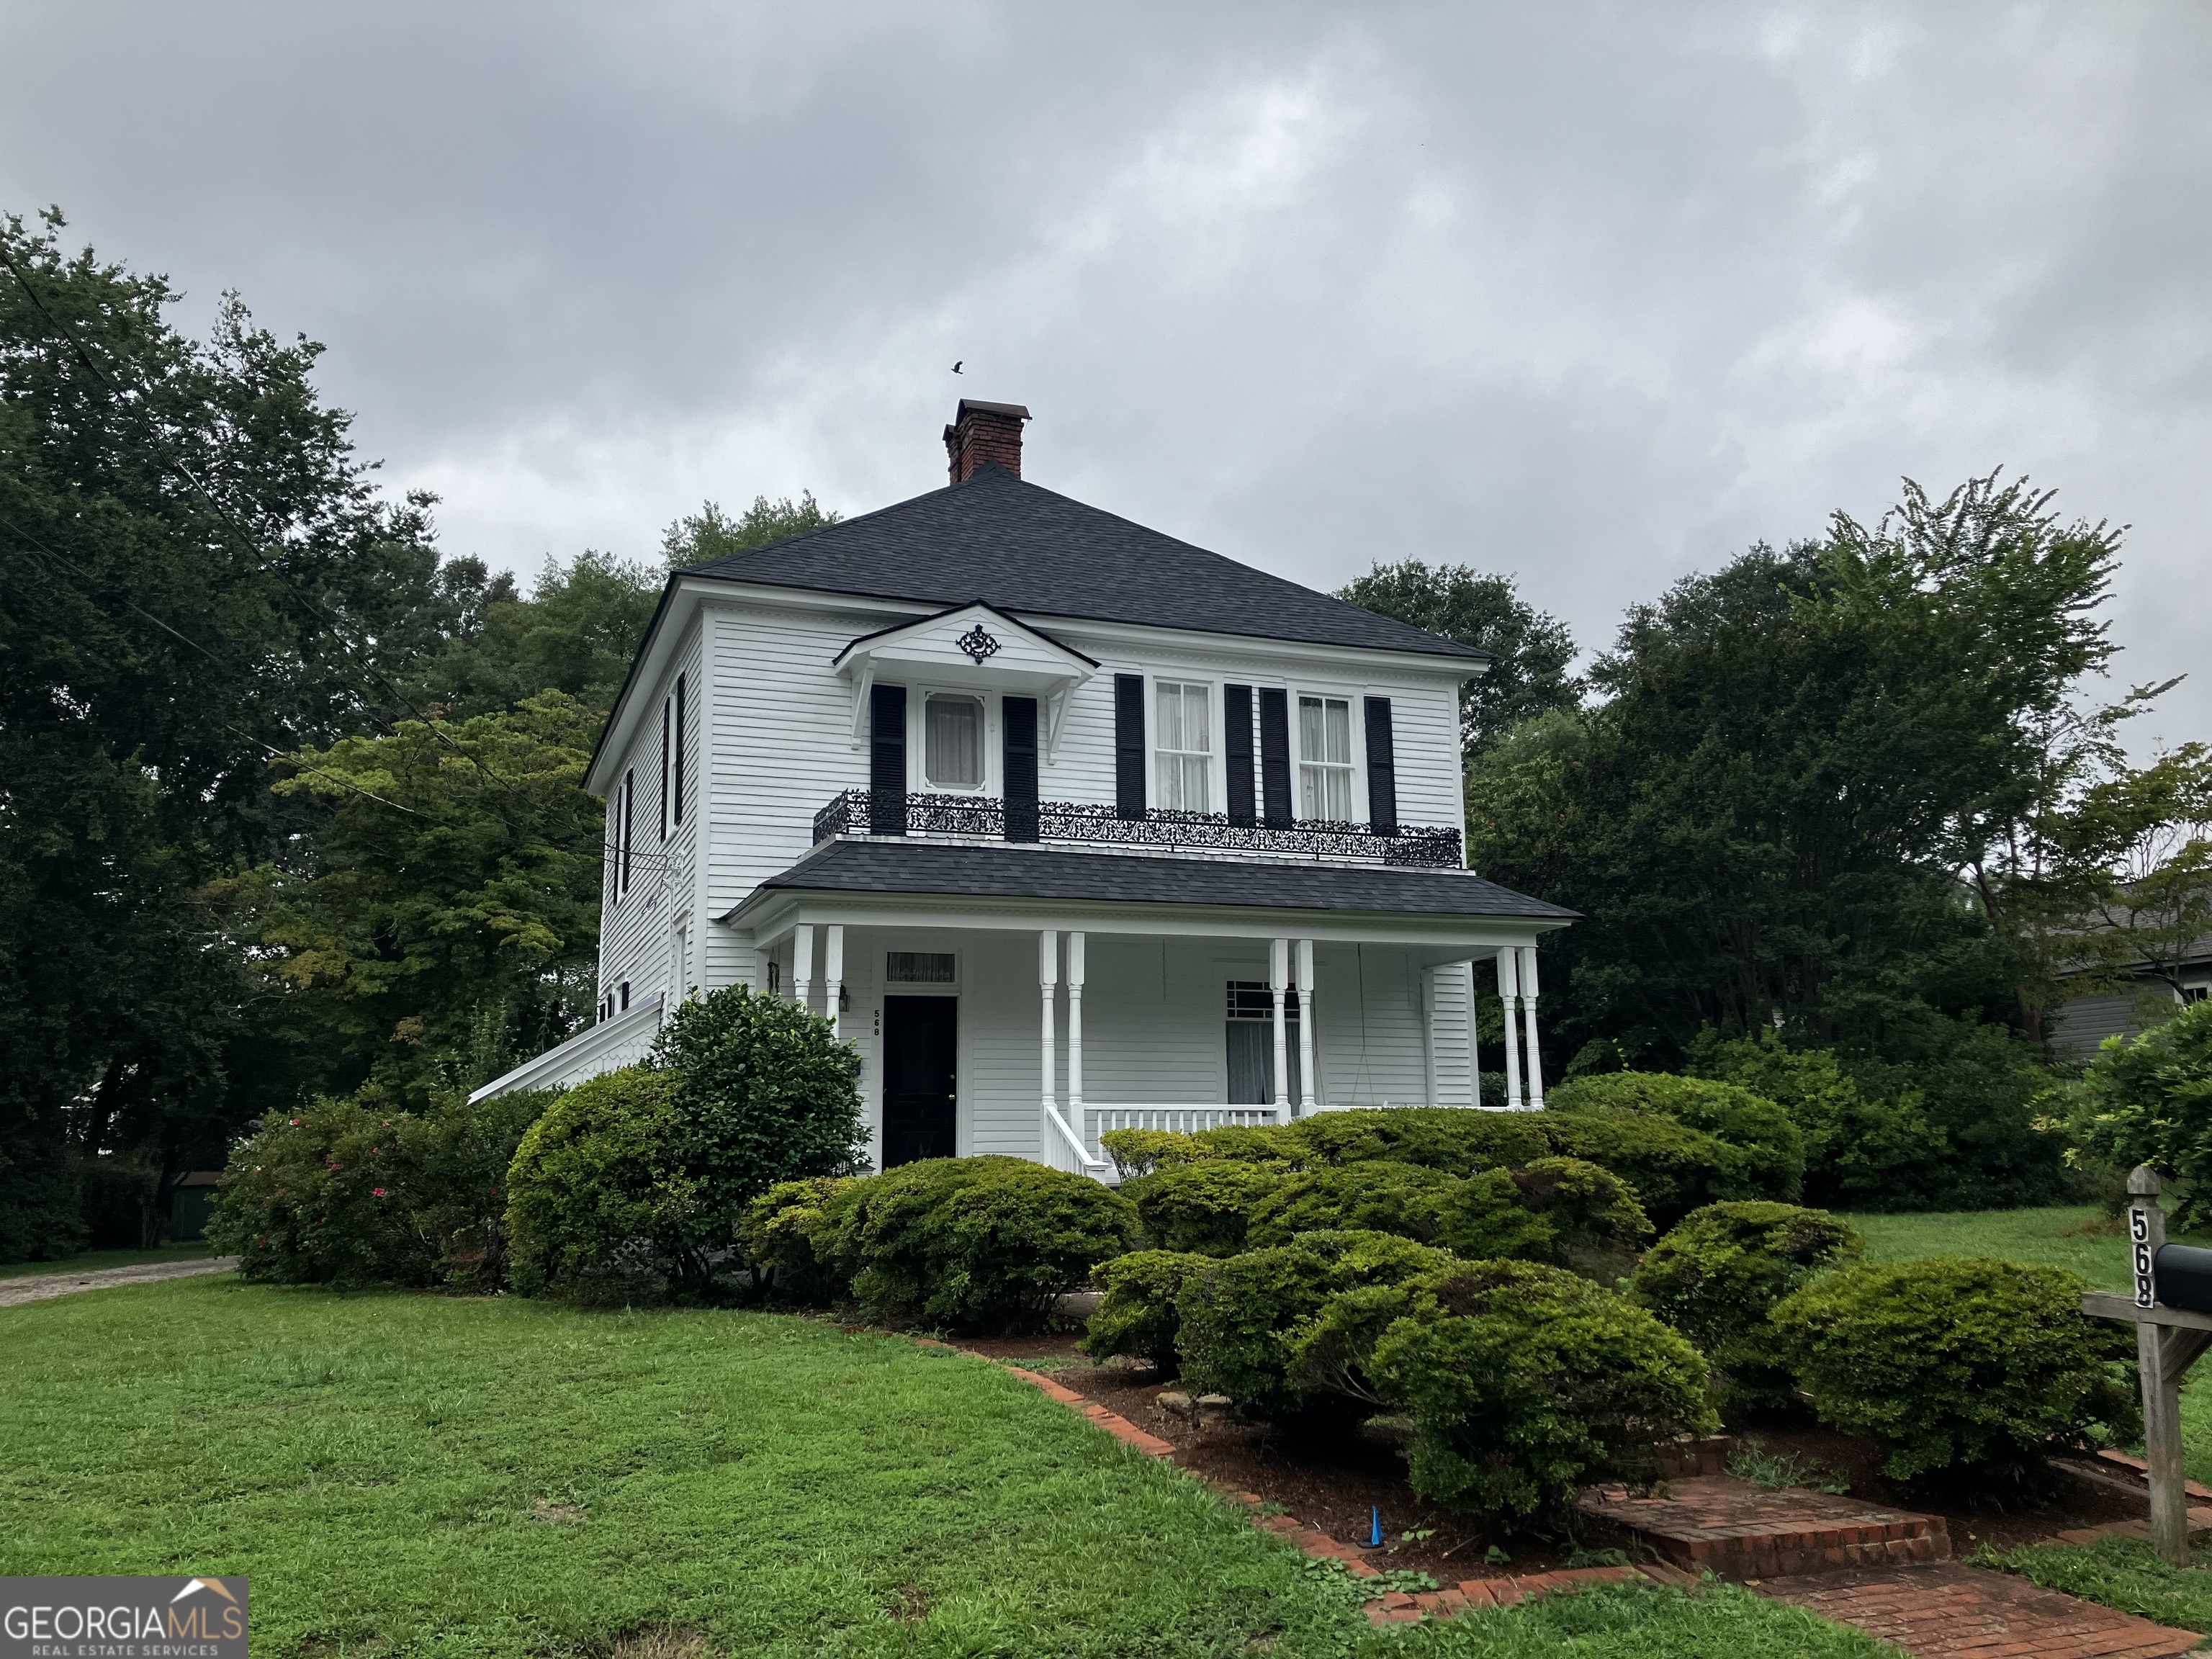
[953,398,1030,421]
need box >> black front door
[881,996,958,1166]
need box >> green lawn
[0,1240,217,1279]
[0,1276,1891,1659]
[1972,1535,2212,1635]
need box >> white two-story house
[475,400,1575,1177]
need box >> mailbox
[2154,1243,2212,1313]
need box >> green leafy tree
[1,210,453,1254]
[411,553,660,721]
[225,692,604,1103]
[2060,999,2212,1226]
[1336,562,1579,755]
[661,494,839,568]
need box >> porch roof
[729,840,1578,923]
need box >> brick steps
[1770,1562,2203,1659]
[1577,1473,1950,1581]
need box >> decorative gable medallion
[956,624,1002,663]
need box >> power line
[0,233,570,827]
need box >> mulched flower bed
[953,1330,2154,1573]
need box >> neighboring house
[2049,933,2212,1058]
[472,400,1575,1177]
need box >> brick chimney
[943,399,1030,483]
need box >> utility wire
[0,235,573,825]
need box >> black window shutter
[869,684,908,835]
[1223,683,1256,827]
[660,698,671,840]
[673,674,687,824]
[1364,696,1399,835]
[1003,696,1039,842]
[620,770,634,894]
[1114,674,1146,821]
[1258,689,1292,828]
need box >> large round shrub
[1548,1072,1805,1204]
[814,1156,1138,1333]
[650,985,868,1236]
[504,1067,698,1295]
[1629,1202,1861,1405]
[2064,999,2212,1228]
[737,1175,855,1304]
[1292,1260,1717,1522]
[1082,1249,1213,1370]
[1771,1256,2139,1481]
[1123,1160,1287,1256]
[1292,1107,1550,1175]
[1539,1109,1754,1229]
[211,1087,557,1289]
[1245,1161,1459,1248]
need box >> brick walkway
[1768,1563,2201,1659]
[1577,1473,1950,1579]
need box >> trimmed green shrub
[737,1176,856,1304]
[1177,1229,1456,1416]
[1547,1072,1805,1204]
[1496,1156,1655,1268]
[1292,1260,1717,1522]
[1082,1249,1213,1370]
[1292,1107,1550,1175]
[504,1067,698,1295]
[1771,1256,2139,1482]
[1123,1160,1287,1255]
[650,984,868,1232]
[1098,1128,1201,1180]
[1246,1161,1460,1248]
[814,1156,1139,1333]
[1188,1123,1307,1164]
[1539,1108,1752,1229]
[1688,1030,1953,1210]
[1629,1202,1861,1405]
[2063,999,2212,1228]
[212,1087,558,1289]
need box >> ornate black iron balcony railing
[810,789,1463,868]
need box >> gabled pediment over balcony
[834,601,1098,754]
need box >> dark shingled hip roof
[738,840,1576,922]
[680,462,1488,661]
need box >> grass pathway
[0,1276,1891,1658]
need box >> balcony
[811,789,1463,868]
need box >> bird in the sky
[952,361,963,373]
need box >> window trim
[1152,678,1215,814]
[1293,691,1359,824]
[920,690,989,793]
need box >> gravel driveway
[0,1257,238,1308]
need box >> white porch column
[1296,938,1318,1115]
[823,924,845,1041]
[1039,931,1061,1155]
[793,924,815,1012]
[1066,932,1086,1128]
[1269,937,1291,1118]
[1519,945,1545,1110]
[1495,948,1524,1110]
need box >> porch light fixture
[956,624,1002,662]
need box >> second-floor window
[925,693,983,790]
[1156,680,1211,811]
[1298,695,1354,822]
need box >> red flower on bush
[373,1187,387,1198]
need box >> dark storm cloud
[4,2,2207,743]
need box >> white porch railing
[467,994,665,1104]
[1079,1104,1288,1175]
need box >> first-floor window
[925,693,984,789]
[1224,980,1300,1104]
[1155,680,1212,811]
[1298,695,1354,822]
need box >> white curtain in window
[925,696,982,788]
[1298,696,1354,821]
[1155,681,1211,811]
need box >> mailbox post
[2082,1166,2212,1567]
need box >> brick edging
[921,1339,1694,1627]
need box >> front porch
[747,891,1565,1181]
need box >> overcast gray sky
[6,3,2208,745]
